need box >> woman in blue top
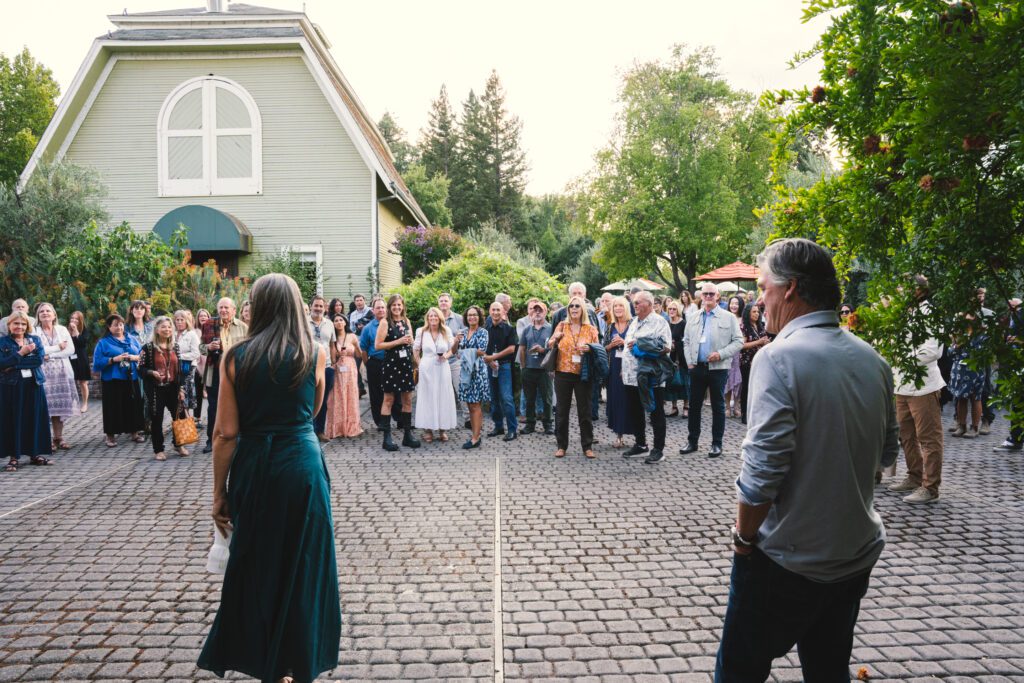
[1,312,53,471]
[198,272,340,683]
[92,313,145,448]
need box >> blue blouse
[0,335,46,386]
[92,334,142,381]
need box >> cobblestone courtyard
[1,399,1022,682]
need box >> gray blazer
[682,306,743,370]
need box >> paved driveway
[0,399,1021,682]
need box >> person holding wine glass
[374,294,419,451]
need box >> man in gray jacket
[680,282,743,457]
[716,238,899,681]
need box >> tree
[479,71,528,227]
[448,72,528,232]
[517,195,595,278]
[419,85,457,179]
[449,89,487,229]
[403,163,453,227]
[377,111,418,174]
[574,46,773,292]
[0,48,59,188]
[0,162,107,305]
[767,1,1024,404]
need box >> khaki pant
[896,391,943,493]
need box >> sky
[1,0,828,195]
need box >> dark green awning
[153,205,252,252]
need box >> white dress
[413,329,457,430]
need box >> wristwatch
[731,526,756,548]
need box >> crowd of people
[1,272,1019,473]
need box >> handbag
[172,406,199,446]
[540,344,558,372]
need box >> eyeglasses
[701,293,717,298]
[568,304,582,309]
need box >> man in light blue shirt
[681,283,743,457]
[359,298,388,429]
[716,238,899,683]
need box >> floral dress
[949,337,986,400]
[458,328,490,404]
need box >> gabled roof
[113,4,301,17]
[23,3,429,227]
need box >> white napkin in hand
[206,524,232,574]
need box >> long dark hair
[728,295,745,320]
[741,301,763,339]
[229,273,315,390]
[327,297,346,318]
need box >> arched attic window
[158,76,262,196]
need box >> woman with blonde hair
[413,306,457,442]
[193,308,212,428]
[1,311,53,471]
[547,296,600,458]
[604,296,637,448]
[174,310,201,419]
[198,273,339,683]
[374,294,419,450]
[35,302,79,450]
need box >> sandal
[105,437,117,448]
[438,431,448,442]
[584,450,596,459]
[554,449,566,458]
[667,407,679,417]
[4,459,18,472]
[177,447,190,457]
[422,430,434,443]
[131,433,145,443]
[613,437,624,448]
[56,440,71,450]
[30,456,53,466]
[154,452,167,461]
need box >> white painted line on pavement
[0,459,139,520]
[493,452,504,683]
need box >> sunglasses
[840,309,851,315]
[701,293,717,298]
[568,304,582,309]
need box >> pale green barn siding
[64,54,375,299]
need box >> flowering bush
[391,225,465,283]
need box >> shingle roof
[121,4,301,17]
[103,26,303,40]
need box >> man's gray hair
[633,290,654,305]
[700,282,719,294]
[757,238,841,311]
[568,282,586,296]
[495,292,511,308]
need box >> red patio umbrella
[693,261,760,282]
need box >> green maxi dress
[198,345,341,682]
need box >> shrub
[155,254,251,316]
[397,247,564,325]
[246,249,327,303]
[391,224,465,283]
[56,221,181,338]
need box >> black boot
[401,412,421,448]
[381,415,399,452]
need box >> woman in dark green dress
[198,273,340,683]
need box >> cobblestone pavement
[0,397,1021,682]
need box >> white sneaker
[904,487,939,504]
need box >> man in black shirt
[485,301,518,440]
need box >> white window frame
[292,244,324,296]
[158,76,263,197]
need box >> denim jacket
[0,335,46,386]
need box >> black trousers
[522,368,553,426]
[628,385,666,450]
[366,357,385,427]
[688,364,728,447]
[193,371,205,421]
[554,373,593,451]
[206,371,220,443]
[150,383,179,453]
